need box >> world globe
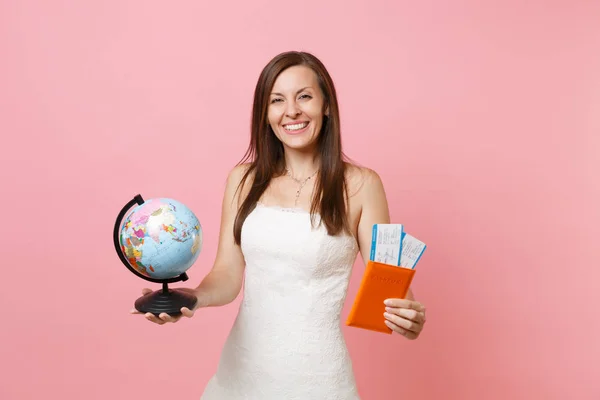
[119,198,202,280]
[113,195,202,316]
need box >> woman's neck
[283,149,320,180]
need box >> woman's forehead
[272,66,318,92]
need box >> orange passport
[346,260,416,334]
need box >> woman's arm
[354,167,425,338]
[194,164,249,308]
[355,167,391,267]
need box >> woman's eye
[299,94,312,100]
[270,98,283,103]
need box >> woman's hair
[233,50,350,244]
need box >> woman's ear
[324,105,330,117]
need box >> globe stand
[134,282,197,317]
[113,194,198,317]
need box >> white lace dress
[200,203,362,400]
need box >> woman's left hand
[383,298,426,339]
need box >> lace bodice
[200,203,362,399]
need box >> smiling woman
[268,68,328,148]
[132,51,427,399]
[232,51,350,244]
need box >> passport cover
[346,260,416,334]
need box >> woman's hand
[383,298,426,339]
[130,288,201,325]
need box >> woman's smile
[282,121,310,135]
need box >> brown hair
[233,51,350,244]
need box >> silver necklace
[285,168,318,206]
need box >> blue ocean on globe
[119,198,202,279]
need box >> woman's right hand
[129,287,200,325]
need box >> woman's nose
[285,102,301,117]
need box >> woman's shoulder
[344,161,385,198]
[227,162,253,182]
[223,163,254,206]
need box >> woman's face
[267,65,328,152]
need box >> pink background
[1,1,599,399]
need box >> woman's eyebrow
[270,86,312,96]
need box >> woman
[133,51,427,399]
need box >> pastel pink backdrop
[1,1,598,399]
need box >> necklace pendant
[285,167,318,208]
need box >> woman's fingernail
[385,307,391,312]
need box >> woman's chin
[275,131,316,150]
[283,135,315,149]
[281,138,317,152]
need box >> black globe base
[134,283,197,317]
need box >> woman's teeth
[284,122,309,131]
